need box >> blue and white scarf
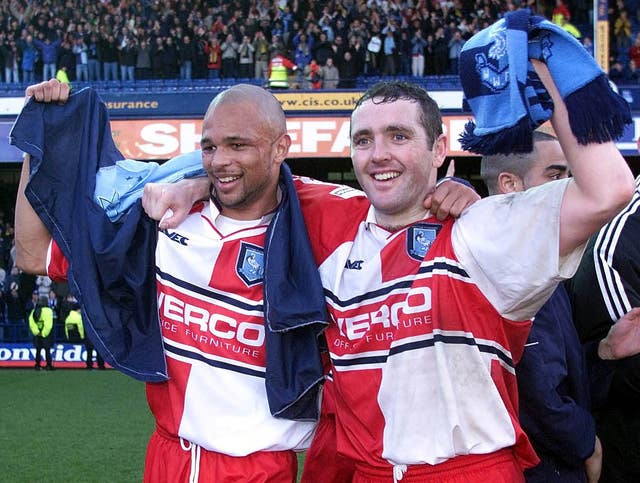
[459,10,631,154]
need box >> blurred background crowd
[0,0,621,89]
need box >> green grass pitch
[0,369,306,482]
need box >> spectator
[0,289,5,340]
[481,131,602,483]
[72,37,89,82]
[320,57,339,89]
[220,33,238,78]
[237,35,255,79]
[65,301,105,370]
[313,32,333,67]
[448,29,466,74]
[1,38,20,83]
[161,36,178,79]
[135,39,152,80]
[629,33,640,68]
[56,38,75,80]
[583,36,594,57]
[29,296,54,370]
[556,15,582,39]
[47,288,59,324]
[35,275,51,299]
[101,34,119,81]
[19,35,37,84]
[432,27,449,75]
[381,26,397,76]
[552,0,572,25]
[267,49,297,89]
[34,33,61,81]
[178,35,195,81]
[293,32,313,85]
[6,282,24,338]
[252,30,270,80]
[331,35,347,69]
[411,29,427,77]
[566,157,640,483]
[193,26,209,80]
[609,58,626,84]
[203,35,222,79]
[626,59,640,83]
[614,9,632,50]
[337,50,358,88]
[305,59,322,89]
[86,33,101,81]
[119,36,137,81]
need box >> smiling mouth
[373,172,400,181]
[216,175,241,183]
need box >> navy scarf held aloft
[459,10,631,155]
[11,88,327,421]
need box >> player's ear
[431,134,447,169]
[273,133,291,166]
[497,172,521,194]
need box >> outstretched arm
[142,178,211,229]
[143,175,481,229]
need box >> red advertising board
[110,115,477,160]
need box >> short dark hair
[480,130,558,195]
[353,81,443,145]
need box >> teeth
[373,172,400,181]
[218,175,241,183]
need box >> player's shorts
[351,448,524,483]
[144,427,298,483]
[300,413,355,483]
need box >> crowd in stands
[0,202,72,343]
[0,0,604,90]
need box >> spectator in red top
[629,33,640,68]
[552,0,572,25]
[204,35,222,79]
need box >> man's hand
[584,435,602,483]
[142,178,210,229]
[424,178,480,220]
[25,78,70,104]
[599,307,640,360]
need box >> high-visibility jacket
[29,306,54,338]
[64,309,85,340]
[268,55,295,88]
[56,68,70,85]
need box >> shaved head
[206,84,286,140]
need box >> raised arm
[532,60,635,256]
[14,79,71,274]
[15,154,52,274]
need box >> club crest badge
[407,224,441,261]
[236,242,265,286]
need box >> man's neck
[374,207,429,232]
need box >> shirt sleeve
[46,240,69,282]
[590,179,640,322]
[452,178,585,321]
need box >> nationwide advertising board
[0,342,110,368]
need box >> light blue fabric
[459,10,631,155]
[94,150,205,221]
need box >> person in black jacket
[482,130,640,483]
[566,139,640,483]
